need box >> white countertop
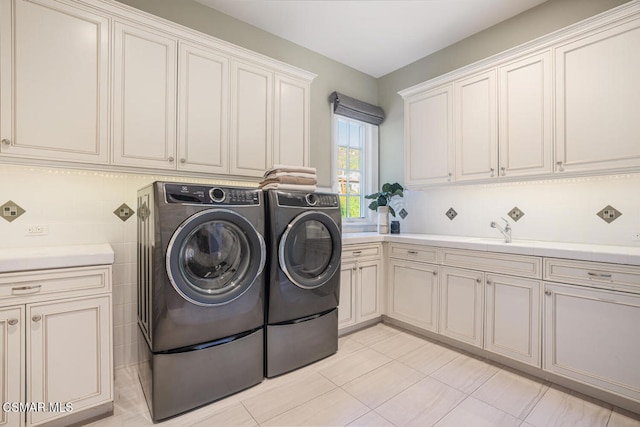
[0,243,115,273]
[342,232,640,266]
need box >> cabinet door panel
[112,21,177,169]
[358,260,380,321]
[338,262,356,328]
[178,42,229,173]
[555,18,640,172]
[0,306,23,427]
[405,85,454,185]
[485,274,540,366]
[388,260,438,331]
[0,0,109,163]
[230,61,272,177]
[440,267,483,347]
[455,70,497,181]
[499,51,552,177]
[543,283,640,402]
[273,75,309,167]
[27,296,112,426]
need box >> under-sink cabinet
[543,258,640,403]
[439,249,542,367]
[386,244,439,332]
[338,244,383,332]
[0,265,113,427]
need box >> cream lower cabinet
[543,258,640,402]
[543,282,640,402]
[0,306,24,427]
[387,244,439,332]
[339,244,382,331]
[438,249,542,366]
[0,266,113,427]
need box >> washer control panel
[165,184,260,205]
[277,191,339,208]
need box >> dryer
[265,190,342,377]
[136,182,266,421]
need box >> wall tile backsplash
[401,174,640,246]
[0,164,252,368]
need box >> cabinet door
[177,42,229,173]
[404,85,454,185]
[543,282,640,402]
[455,70,498,181]
[498,51,552,177]
[485,274,540,367]
[439,267,483,347]
[357,259,381,322]
[0,306,24,427]
[388,259,438,332]
[230,61,273,177]
[27,296,112,426]
[112,21,177,169]
[0,0,109,164]
[273,74,309,168]
[338,261,357,328]
[555,18,640,173]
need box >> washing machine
[265,190,342,377]
[136,182,266,421]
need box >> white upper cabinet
[112,21,178,169]
[404,85,454,185]
[0,0,110,164]
[273,75,310,168]
[555,17,640,173]
[177,42,230,174]
[230,60,273,177]
[498,51,553,177]
[454,70,498,181]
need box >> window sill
[342,222,376,234]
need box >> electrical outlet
[25,224,48,236]
[633,232,640,241]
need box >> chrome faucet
[490,217,512,243]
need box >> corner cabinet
[0,0,110,164]
[387,244,439,332]
[0,265,113,427]
[339,244,382,332]
[403,85,454,185]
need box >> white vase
[377,206,390,234]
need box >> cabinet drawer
[342,244,381,260]
[544,258,640,294]
[388,244,438,263]
[0,265,111,303]
[442,249,541,279]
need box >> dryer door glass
[167,210,266,306]
[279,211,341,289]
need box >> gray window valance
[329,91,385,125]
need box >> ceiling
[194,0,549,78]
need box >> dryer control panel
[164,184,260,206]
[277,191,339,208]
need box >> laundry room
[1,0,640,425]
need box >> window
[332,114,378,226]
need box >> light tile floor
[87,323,640,426]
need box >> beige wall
[378,0,632,184]
[115,0,379,188]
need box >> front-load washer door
[279,211,341,290]
[166,209,266,306]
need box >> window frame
[331,108,379,231]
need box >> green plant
[365,182,404,217]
